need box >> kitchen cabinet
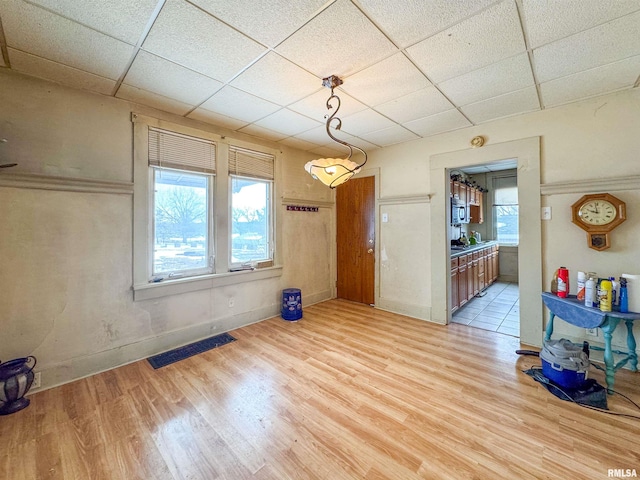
[451,242,499,312]
[469,191,483,223]
[451,257,459,312]
[458,255,468,308]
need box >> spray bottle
[619,277,629,313]
[599,279,613,312]
[585,275,597,308]
[576,271,586,301]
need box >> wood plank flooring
[1,299,639,479]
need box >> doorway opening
[447,160,520,337]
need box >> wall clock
[571,193,626,251]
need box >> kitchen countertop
[450,241,498,258]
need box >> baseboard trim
[29,303,280,394]
[29,290,335,394]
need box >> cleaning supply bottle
[557,267,569,298]
[585,275,596,307]
[576,271,586,301]
[609,276,617,306]
[619,277,629,313]
[599,279,612,312]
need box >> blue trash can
[281,288,302,321]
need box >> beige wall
[2,67,639,390]
[0,69,334,390]
[367,87,640,349]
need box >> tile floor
[451,281,520,337]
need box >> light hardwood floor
[2,299,639,479]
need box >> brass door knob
[367,248,374,254]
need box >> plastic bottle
[609,277,617,306]
[585,276,597,307]
[619,277,629,313]
[599,279,612,312]
[576,271,586,301]
[551,269,558,294]
[557,267,569,298]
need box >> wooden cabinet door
[458,261,467,308]
[478,255,485,291]
[451,267,459,313]
[492,251,499,282]
[466,256,474,301]
[487,252,493,285]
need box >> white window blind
[149,128,216,174]
[493,176,518,204]
[228,146,274,180]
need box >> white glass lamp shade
[304,157,361,188]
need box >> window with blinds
[228,146,274,180]
[492,175,518,245]
[149,128,216,174]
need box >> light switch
[541,207,551,220]
[382,213,388,223]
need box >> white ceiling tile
[123,50,223,105]
[293,124,376,150]
[404,109,471,137]
[375,87,453,124]
[275,0,397,78]
[288,88,368,122]
[237,124,288,142]
[293,125,334,145]
[199,86,280,123]
[278,136,318,152]
[142,0,266,82]
[0,0,134,79]
[307,145,345,157]
[460,86,540,124]
[522,0,640,49]
[253,109,322,137]
[116,84,193,116]
[339,108,396,136]
[359,125,419,147]
[8,48,116,95]
[187,108,249,131]
[328,130,381,151]
[406,1,525,83]
[540,56,640,108]
[341,53,431,106]
[26,0,158,44]
[533,11,640,83]
[438,53,534,106]
[230,52,320,105]
[358,0,496,48]
[189,0,327,48]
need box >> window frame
[149,166,215,280]
[491,173,519,246]
[132,113,282,301]
[229,174,273,268]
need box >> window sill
[132,265,283,301]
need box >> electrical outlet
[33,372,41,389]
[586,328,599,337]
[541,207,552,220]
[228,297,235,308]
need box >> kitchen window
[492,174,518,245]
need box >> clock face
[578,200,617,226]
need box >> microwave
[451,198,469,224]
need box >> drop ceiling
[1,0,639,156]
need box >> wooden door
[336,176,375,305]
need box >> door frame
[429,137,543,347]
[333,168,380,304]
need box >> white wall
[368,87,640,349]
[0,69,335,390]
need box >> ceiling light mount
[304,75,367,189]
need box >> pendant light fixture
[304,75,367,189]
